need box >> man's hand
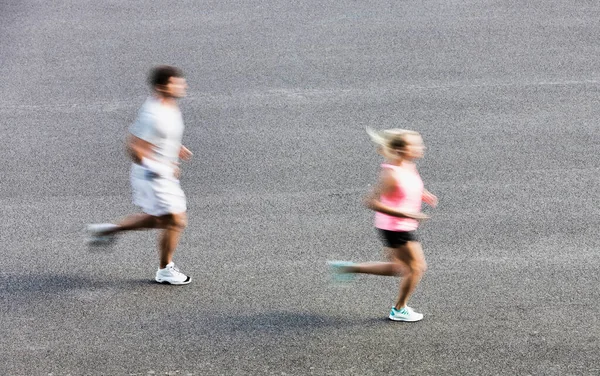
[179,146,193,161]
[172,162,181,179]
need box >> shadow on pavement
[196,310,391,337]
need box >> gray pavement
[1,0,600,375]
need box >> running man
[88,65,192,285]
[329,128,437,322]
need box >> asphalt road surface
[2,1,600,375]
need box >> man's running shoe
[155,262,191,285]
[86,223,118,246]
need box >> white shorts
[130,165,186,217]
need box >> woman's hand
[422,190,438,208]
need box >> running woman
[329,128,437,322]
[87,65,192,285]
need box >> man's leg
[87,213,162,245]
[154,212,190,285]
[100,213,161,235]
[157,212,187,268]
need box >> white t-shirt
[129,97,184,178]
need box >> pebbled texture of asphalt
[1,1,600,375]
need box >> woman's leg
[345,248,406,276]
[392,241,427,309]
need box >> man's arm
[126,134,154,165]
[126,134,178,178]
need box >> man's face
[159,76,187,98]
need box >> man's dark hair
[148,65,183,88]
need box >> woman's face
[398,134,425,160]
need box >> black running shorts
[378,229,418,247]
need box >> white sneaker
[388,306,423,322]
[86,223,118,245]
[155,263,191,285]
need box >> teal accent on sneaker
[388,306,423,322]
[327,261,355,282]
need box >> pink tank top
[375,163,424,232]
